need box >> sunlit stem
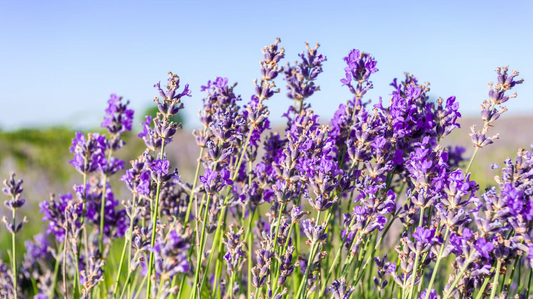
[112,194,137,299]
[294,242,318,299]
[11,208,18,299]
[443,252,475,299]
[408,207,425,299]
[489,261,503,299]
[146,140,166,299]
[49,242,64,299]
[424,227,450,299]
[74,166,88,298]
[191,194,212,299]
[99,149,114,252]
[184,145,206,227]
[319,215,357,297]
[464,147,479,175]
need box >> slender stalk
[504,256,520,295]
[112,194,137,299]
[272,221,295,289]
[489,261,502,299]
[146,141,166,299]
[198,209,224,293]
[62,238,68,296]
[49,242,64,299]
[527,267,532,298]
[516,256,521,295]
[176,273,186,299]
[253,287,262,299]
[133,274,149,299]
[350,214,397,288]
[424,227,450,299]
[474,270,493,299]
[206,213,224,297]
[247,207,257,298]
[183,146,206,227]
[99,149,114,252]
[442,254,475,299]
[156,277,166,299]
[407,207,425,299]
[319,216,358,297]
[228,272,236,299]
[111,240,129,299]
[200,131,257,296]
[270,202,287,289]
[74,169,88,298]
[295,210,323,299]
[295,242,319,299]
[191,194,212,299]
[11,209,18,299]
[464,147,479,175]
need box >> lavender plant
[0,39,530,299]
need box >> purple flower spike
[418,289,437,299]
[101,94,134,138]
[341,49,378,98]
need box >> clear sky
[0,0,532,130]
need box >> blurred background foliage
[0,127,75,182]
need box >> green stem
[443,254,474,299]
[112,240,129,299]
[183,146,206,227]
[211,210,228,298]
[98,175,108,249]
[74,169,88,298]
[504,256,520,295]
[112,194,137,299]
[406,206,425,299]
[319,216,358,297]
[49,242,64,299]
[11,209,18,299]
[424,227,450,299]
[247,207,257,298]
[527,267,532,298]
[99,149,114,252]
[176,273,186,299]
[273,222,294,288]
[516,255,521,295]
[134,274,149,299]
[350,215,397,288]
[198,211,223,293]
[270,202,287,289]
[146,141,166,299]
[465,147,479,175]
[253,287,262,299]
[474,270,493,299]
[228,273,236,299]
[191,194,212,299]
[295,242,318,299]
[489,261,502,299]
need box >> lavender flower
[328,278,355,299]
[222,226,246,276]
[301,218,328,245]
[69,132,106,174]
[101,94,134,151]
[151,230,191,280]
[418,289,437,299]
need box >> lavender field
[0,36,532,299]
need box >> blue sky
[0,0,531,130]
